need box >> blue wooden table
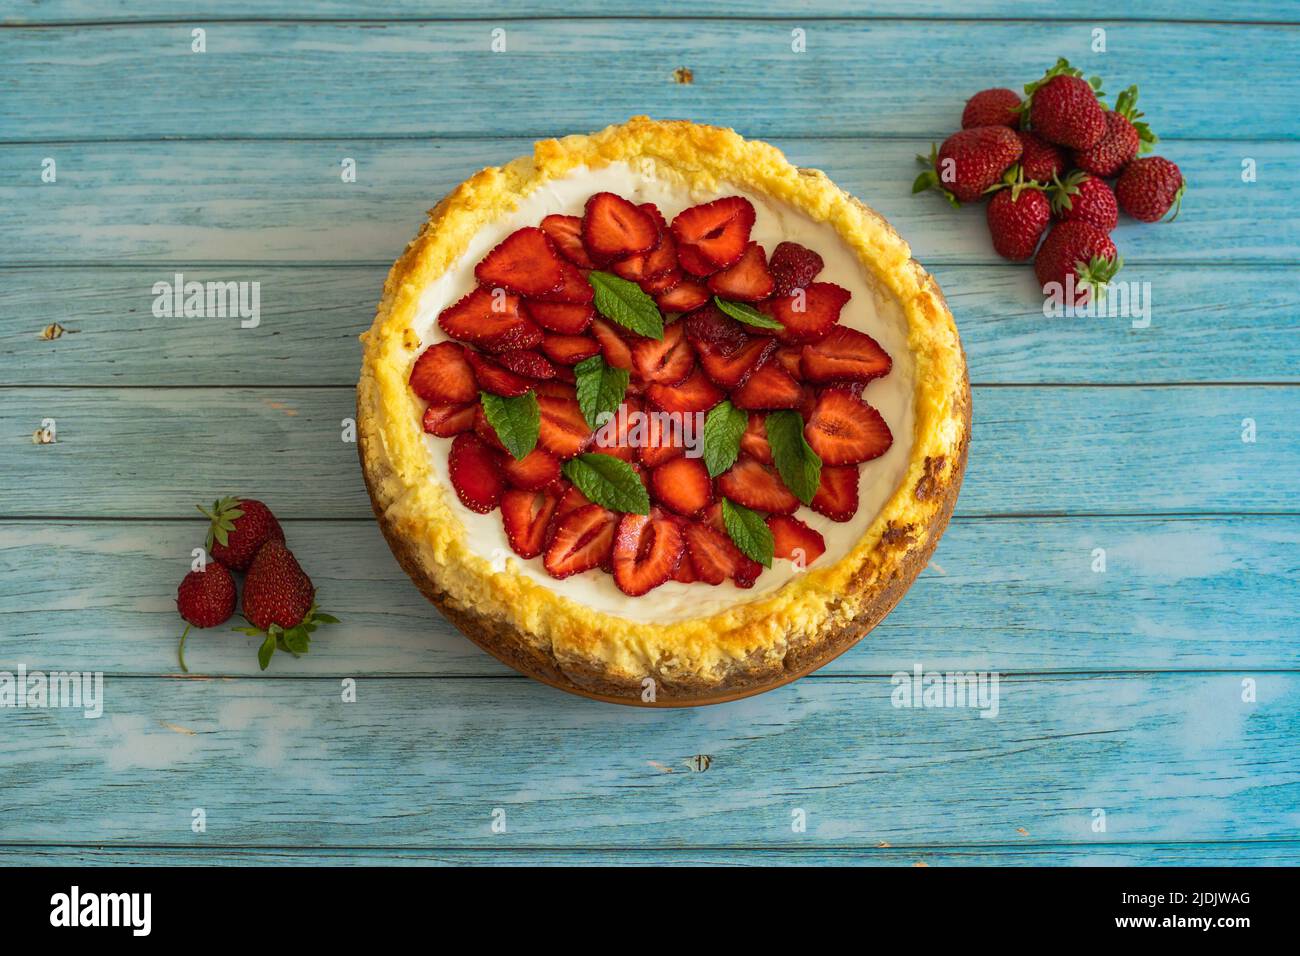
[2,2,1298,867]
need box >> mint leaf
[765,409,821,506]
[479,390,539,460]
[722,498,773,568]
[703,400,747,478]
[574,354,630,429]
[589,270,664,340]
[714,296,784,331]
[562,453,650,515]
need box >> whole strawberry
[1023,59,1107,150]
[1034,221,1123,305]
[1015,130,1066,184]
[175,560,236,672]
[962,88,1021,129]
[1072,86,1157,178]
[987,187,1051,261]
[1115,156,1186,222]
[237,540,337,670]
[914,126,1023,205]
[1049,171,1119,233]
[198,496,285,571]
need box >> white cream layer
[411,160,915,623]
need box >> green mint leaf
[713,296,784,331]
[479,390,539,460]
[257,635,276,671]
[722,498,773,568]
[703,400,747,478]
[765,409,822,506]
[574,354,630,429]
[588,270,664,340]
[562,453,650,515]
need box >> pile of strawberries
[913,58,1186,302]
[411,188,896,596]
[174,497,337,671]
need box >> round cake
[357,117,970,706]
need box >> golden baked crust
[357,117,970,706]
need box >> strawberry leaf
[588,270,664,340]
[257,635,276,671]
[722,498,773,568]
[479,390,540,460]
[713,296,783,331]
[765,409,821,506]
[574,354,629,429]
[562,453,650,515]
[702,400,747,478]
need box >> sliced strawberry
[592,395,641,462]
[553,365,576,384]
[531,261,595,305]
[533,380,576,399]
[494,349,555,381]
[437,287,542,352]
[656,280,711,313]
[646,365,724,414]
[501,446,562,490]
[612,204,678,282]
[640,269,682,295]
[671,548,699,583]
[524,299,594,334]
[474,226,566,297]
[540,214,597,269]
[740,412,773,464]
[767,515,826,566]
[590,318,633,370]
[638,410,687,468]
[473,404,508,453]
[761,282,851,343]
[804,391,893,465]
[682,521,761,587]
[541,333,600,366]
[649,456,714,517]
[707,241,775,302]
[409,341,478,405]
[676,241,724,278]
[768,241,825,297]
[554,480,592,520]
[671,196,756,270]
[801,326,892,384]
[811,464,860,521]
[701,501,726,533]
[448,432,505,514]
[730,358,803,410]
[631,321,694,386]
[582,192,658,262]
[465,350,533,397]
[697,334,776,390]
[422,401,476,437]
[611,513,685,596]
[537,387,592,459]
[501,483,565,559]
[544,503,618,579]
[775,343,804,379]
[683,301,747,350]
[718,457,799,515]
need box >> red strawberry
[656,281,711,313]
[914,126,1023,205]
[682,521,761,588]
[198,497,285,572]
[1115,156,1186,223]
[523,299,594,334]
[582,192,658,261]
[409,341,478,405]
[804,391,893,465]
[670,197,756,270]
[961,87,1022,129]
[986,186,1052,261]
[1014,130,1066,184]
[701,501,726,533]
[554,480,592,520]
[1049,171,1117,233]
[811,465,860,521]
[502,447,562,490]
[541,333,600,366]
[612,204,678,282]
[731,358,804,410]
[611,513,685,596]
[438,287,542,352]
[774,343,804,379]
[590,318,633,370]
[448,432,505,513]
[640,269,682,295]
[473,404,508,453]
[544,503,618,579]
[800,326,893,384]
[422,401,476,437]
[762,281,851,342]
[530,261,595,305]
[768,242,824,297]
[1073,86,1156,178]
[501,483,565,558]
[718,457,799,515]
[649,456,714,517]
[631,321,695,385]
[1024,59,1107,150]
[697,334,776,390]
[767,515,826,566]
[671,548,698,583]
[707,242,774,302]
[1034,221,1123,304]
[676,241,724,277]
[638,412,687,468]
[740,413,773,464]
[241,540,315,632]
[540,214,597,269]
[591,394,641,462]
[536,387,591,459]
[475,226,566,297]
[176,560,236,628]
[646,365,724,414]
[465,350,533,397]
[494,349,556,381]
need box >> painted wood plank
[5,264,1297,387]
[2,22,1297,140]
[1,139,1291,265]
[5,843,1297,867]
[2,516,1295,677]
[2,386,1295,518]
[0,673,1294,846]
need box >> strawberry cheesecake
[358,117,970,705]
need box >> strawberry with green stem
[232,540,338,670]
[198,496,284,571]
